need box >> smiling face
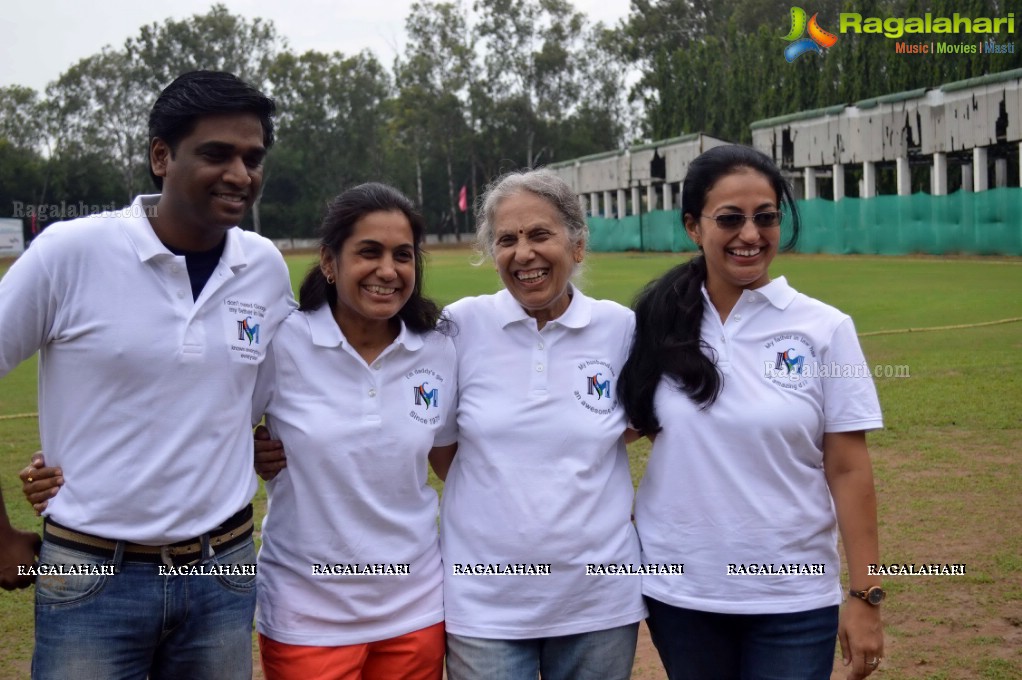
[684,168,781,313]
[150,112,267,251]
[322,210,416,335]
[492,190,584,328]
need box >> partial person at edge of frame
[0,485,40,590]
[24,182,458,680]
[618,143,885,680]
[5,70,294,679]
[430,168,645,680]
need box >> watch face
[867,587,886,605]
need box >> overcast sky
[0,0,633,93]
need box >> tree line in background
[1,0,1019,240]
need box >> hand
[254,425,287,481]
[20,452,63,516]
[0,526,41,590]
[839,599,884,679]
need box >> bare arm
[0,485,41,590]
[824,430,884,679]
[428,443,458,482]
[253,424,287,481]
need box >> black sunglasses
[701,211,782,229]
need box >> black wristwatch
[849,586,886,605]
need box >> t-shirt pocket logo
[223,298,269,362]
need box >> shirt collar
[307,304,424,353]
[494,285,592,330]
[700,276,797,311]
[122,194,246,271]
[748,276,796,309]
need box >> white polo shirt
[253,306,456,645]
[439,288,646,639]
[0,195,294,543]
[636,276,883,615]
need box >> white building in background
[751,67,1022,199]
[547,67,1022,207]
[547,133,728,217]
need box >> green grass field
[1,249,1021,679]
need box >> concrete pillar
[995,158,1007,188]
[932,152,947,196]
[862,161,876,198]
[603,191,612,218]
[896,156,911,196]
[616,189,626,219]
[962,164,973,192]
[647,184,657,212]
[832,163,845,201]
[590,192,599,217]
[662,183,672,211]
[973,147,988,191]
[804,167,817,199]
[631,187,640,216]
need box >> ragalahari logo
[783,7,838,61]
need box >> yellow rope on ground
[859,316,1022,337]
[0,412,39,420]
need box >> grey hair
[474,168,589,261]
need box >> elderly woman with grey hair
[430,168,645,679]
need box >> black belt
[43,504,253,567]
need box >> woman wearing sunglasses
[619,144,885,679]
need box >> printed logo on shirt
[413,383,439,409]
[237,316,260,345]
[762,333,816,390]
[573,359,617,415]
[404,366,448,426]
[223,298,270,362]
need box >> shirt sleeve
[0,235,58,378]
[252,337,278,426]
[821,316,884,433]
[433,334,459,447]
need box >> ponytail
[298,262,333,313]
[618,255,721,435]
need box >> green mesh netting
[587,189,1022,255]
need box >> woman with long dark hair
[620,145,885,679]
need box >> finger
[28,482,61,503]
[254,424,271,440]
[30,451,46,466]
[22,476,63,505]
[253,440,284,454]
[838,627,850,665]
[20,466,62,484]
[254,448,285,463]
[255,463,286,479]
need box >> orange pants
[258,622,445,680]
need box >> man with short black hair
[0,70,294,679]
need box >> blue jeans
[645,597,838,680]
[445,623,638,680]
[32,536,257,680]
